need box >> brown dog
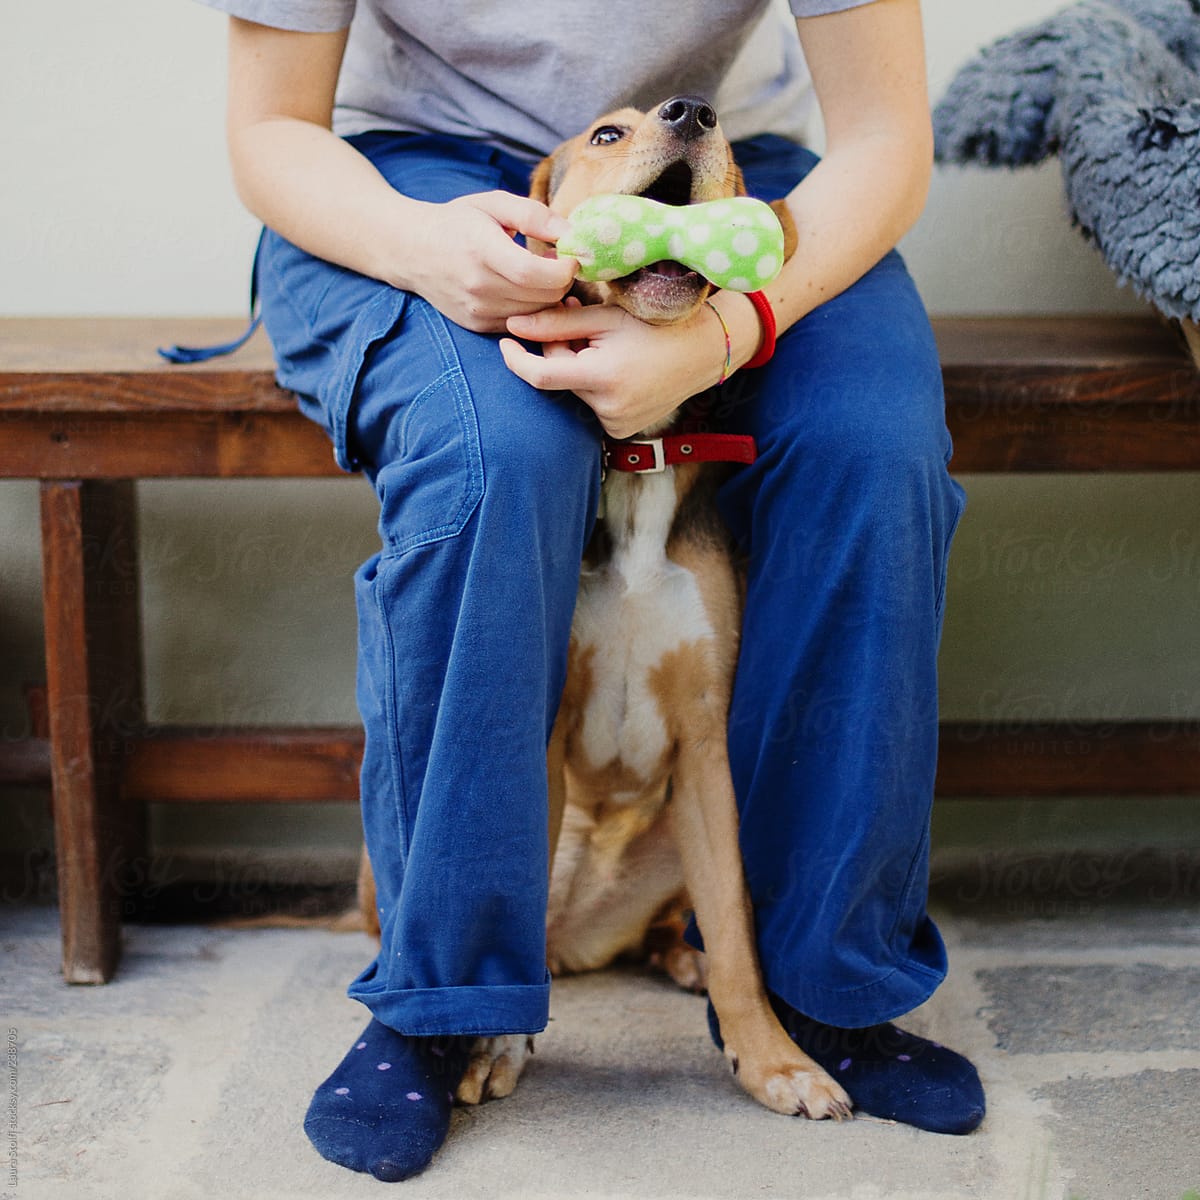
[360,97,850,1121]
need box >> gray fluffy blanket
[933,0,1200,322]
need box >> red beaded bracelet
[743,289,777,370]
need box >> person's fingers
[506,301,623,344]
[498,336,593,393]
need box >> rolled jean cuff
[347,972,553,1038]
[764,951,947,1030]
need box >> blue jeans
[256,131,966,1036]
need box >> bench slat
[0,737,51,785]
[0,412,338,477]
[123,726,362,804]
[937,721,1200,797]
[946,377,1200,470]
[6,399,1196,475]
[10,721,1197,802]
[3,316,1188,373]
[932,316,1193,367]
[3,317,1198,476]
[0,318,275,375]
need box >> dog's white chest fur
[569,471,713,787]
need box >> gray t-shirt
[199,0,877,161]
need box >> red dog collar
[603,431,757,474]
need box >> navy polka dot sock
[304,1018,471,1181]
[706,998,985,1135]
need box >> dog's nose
[656,95,718,142]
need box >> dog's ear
[529,153,557,205]
[770,199,799,263]
[526,153,564,260]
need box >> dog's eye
[589,125,625,146]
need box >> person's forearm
[707,0,933,370]
[710,131,931,371]
[223,19,440,293]
[223,12,575,334]
[777,129,931,326]
[228,114,428,290]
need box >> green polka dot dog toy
[557,194,785,291]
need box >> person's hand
[500,299,730,440]
[402,192,579,333]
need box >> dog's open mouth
[617,261,703,320]
[615,160,704,309]
[639,160,694,206]
[636,259,696,281]
[630,160,700,285]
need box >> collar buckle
[606,437,666,474]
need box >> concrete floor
[4,865,1200,1200]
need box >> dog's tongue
[646,260,692,278]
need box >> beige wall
[3,0,1147,318]
[3,0,1196,871]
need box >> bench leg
[1181,319,1200,370]
[40,480,147,984]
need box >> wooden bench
[3,315,1200,984]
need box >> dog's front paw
[652,943,708,993]
[455,1035,535,1105]
[729,1041,853,1121]
[744,1057,853,1122]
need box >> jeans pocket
[368,301,485,556]
[322,288,413,472]
[259,230,412,473]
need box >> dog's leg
[455,1034,536,1104]
[355,845,380,938]
[547,719,568,869]
[546,802,687,976]
[642,893,708,993]
[669,738,851,1120]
